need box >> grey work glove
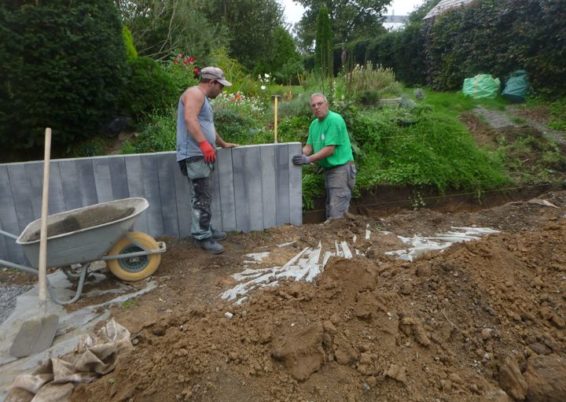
[292,154,311,165]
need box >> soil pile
[69,191,566,402]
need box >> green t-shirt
[307,110,354,169]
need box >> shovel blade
[9,314,59,358]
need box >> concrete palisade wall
[0,143,302,265]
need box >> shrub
[121,110,176,154]
[211,92,271,144]
[121,57,177,121]
[0,0,128,159]
[344,62,402,100]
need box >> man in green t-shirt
[292,93,356,219]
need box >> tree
[0,0,128,160]
[296,0,392,52]
[204,0,284,73]
[315,8,333,78]
[116,0,228,61]
[268,27,304,83]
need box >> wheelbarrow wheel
[106,232,161,282]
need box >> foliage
[295,0,391,52]
[315,8,333,79]
[121,57,178,121]
[164,53,200,95]
[0,0,128,160]
[117,0,228,61]
[496,132,566,183]
[268,27,304,85]
[341,105,509,192]
[121,110,176,154]
[343,62,402,101]
[211,92,271,144]
[426,0,566,94]
[204,0,283,73]
[122,26,138,60]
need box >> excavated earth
[64,189,566,402]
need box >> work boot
[197,238,224,254]
[212,229,227,241]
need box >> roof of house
[424,0,475,19]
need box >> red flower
[187,56,196,64]
[193,66,201,79]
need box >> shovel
[10,128,59,357]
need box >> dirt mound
[70,191,566,402]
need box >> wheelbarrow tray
[16,197,149,269]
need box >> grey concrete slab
[140,154,164,236]
[75,158,99,207]
[108,157,130,200]
[124,155,149,233]
[0,166,24,264]
[59,160,83,211]
[23,162,44,220]
[275,145,291,225]
[172,161,192,238]
[217,148,236,232]
[92,158,114,203]
[232,148,251,232]
[244,147,264,231]
[209,164,222,232]
[7,165,35,233]
[289,143,303,225]
[156,154,179,237]
[260,145,277,229]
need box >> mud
[68,190,566,402]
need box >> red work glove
[198,140,216,163]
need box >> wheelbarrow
[0,197,166,305]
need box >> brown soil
[70,190,566,402]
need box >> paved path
[473,106,566,146]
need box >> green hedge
[0,0,128,159]
[348,0,565,95]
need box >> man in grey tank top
[176,66,237,254]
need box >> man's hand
[292,154,310,165]
[222,142,239,148]
[199,140,216,163]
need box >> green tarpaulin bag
[502,70,529,103]
[462,74,500,99]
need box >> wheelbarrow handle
[0,228,19,240]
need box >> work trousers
[324,162,356,219]
[184,157,213,240]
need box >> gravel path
[0,285,32,325]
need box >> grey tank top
[176,90,216,161]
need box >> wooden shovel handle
[38,128,51,303]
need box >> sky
[278,0,426,25]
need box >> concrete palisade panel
[0,143,302,265]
